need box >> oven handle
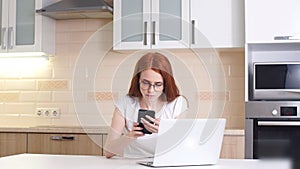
[286,90,300,93]
[258,121,300,126]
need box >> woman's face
[139,69,164,102]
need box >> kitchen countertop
[0,126,244,135]
[0,125,109,134]
[0,154,290,169]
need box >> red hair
[128,52,179,102]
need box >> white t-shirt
[115,95,187,158]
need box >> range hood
[36,0,113,20]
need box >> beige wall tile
[85,19,112,31]
[70,31,94,43]
[5,80,36,90]
[19,91,52,102]
[38,80,69,91]
[0,115,21,126]
[0,92,19,102]
[226,77,245,90]
[56,19,86,32]
[53,68,73,79]
[88,92,118,101]
[0,80,4,90]
[52,91,73,102]
[56,32,72,44]
[4,103,35,114]
[20,68,52,79]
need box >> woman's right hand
[126,122,145,138]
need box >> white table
[0,154,291,169]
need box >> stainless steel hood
[36,0,113,20]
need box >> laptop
[137,118,226,167]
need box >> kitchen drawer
[0,133,27,157]
[27,133,103,156]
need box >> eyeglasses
[139,80,164,91]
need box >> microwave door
[253,63,300,100]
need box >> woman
[104,52,187,158]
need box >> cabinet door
[191,0,244,48]
[0,133,27,157]
[9,0,35,51]
[246,0,300,43]
[113,0,151,50]
[151,0,189,49]
[28,133,103,156]
[113,0,189,50]
[0,0,55,55]
[220,135,245,159]
[0,0,9,52]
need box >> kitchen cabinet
[190,0,244,48]
[220,134,244,159]
[0,133,27,157]
[113,0,189,50]
[0,0,55,55]
[27,133,103,156]
[245,0,300,43]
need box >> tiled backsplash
[0,19,245,129]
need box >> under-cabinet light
[0,52,51,58]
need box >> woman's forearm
[104,133,136,158]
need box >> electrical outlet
[35,108,60,118]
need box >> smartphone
[137,109,155,134]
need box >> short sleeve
[115,95,131,117]
[173,96,188,117]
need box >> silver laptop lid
[152,118,226,167]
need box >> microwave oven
[250,62,300,100]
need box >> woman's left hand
[141,115,160,133]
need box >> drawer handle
[50,136,75,141]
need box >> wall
[0,19,245,129]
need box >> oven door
[253,118,300,168]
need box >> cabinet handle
[143,22,147,45]
[1,27,7,50]
[274,35,300,40]
[191,20,195,44]
[50,136,75,141]
[8,27,14,49]
[152,21,156,45]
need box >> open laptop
[137,118,226,167]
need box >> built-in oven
[246,101,300,169]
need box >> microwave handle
[274,35,300,40]
[258,121,300,126]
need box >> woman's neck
[140,97,164,112]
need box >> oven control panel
[246,101,300,118]
[280,106,297,116]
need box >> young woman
[104,52,187,158]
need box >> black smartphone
[137,109,155,134]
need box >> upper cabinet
[0,0,55,55]
[245,0,300,43]
[190,0,245,48]
[113,0,189,50]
